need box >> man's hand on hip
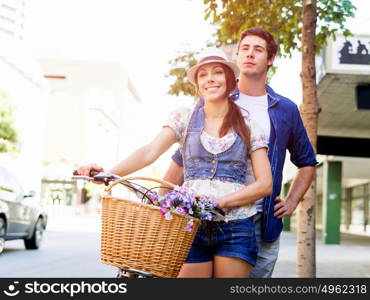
[274,166,316,218]
[274,196,298,218]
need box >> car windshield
[0,167,24,201]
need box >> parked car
[0,167,48,254]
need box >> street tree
[0,89,18,154]
[166,0,356,277]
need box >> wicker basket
[100,177,200,278]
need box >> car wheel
[0,217,5,254]
[24,218,44,250]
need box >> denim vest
[182,106,248,185]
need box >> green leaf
[166,0,356,97]
[0,89,19,153]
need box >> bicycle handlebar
[72,170,121,186]
[71,171,162,204]
[72,170,99,177]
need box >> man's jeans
[250,213,280,278]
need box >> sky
[23,0,370,174]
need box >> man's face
[236,35,274,77]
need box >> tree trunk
[297,0,319,278]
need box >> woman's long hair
[195,64,251,148]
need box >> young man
[163,27,317,278]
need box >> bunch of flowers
[156,185,224,231]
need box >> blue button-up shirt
[172,84,318,242]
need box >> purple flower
[201,212,213,221]
[164,211,173,220]
[160,207,168,215]
[175,207,188,215]
[185,219,193,232]
[162,200,171,208]
[157,185,223,229]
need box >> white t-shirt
[235,92,270,212]
[235,93,270,141]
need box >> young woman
[76,48,272,278]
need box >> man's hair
[237,27,278,60]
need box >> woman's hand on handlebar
[75,163,104,177]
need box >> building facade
[0,0,26,40]
[0,0,48,194]
[39,58,140,210]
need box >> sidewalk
[273,231,370,277]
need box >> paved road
[1,212,369,277]
[0,232,116,278]
[0,214,116,278]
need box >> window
[351,198,364,226]
[356,84,370,110]
[0,168,22,202]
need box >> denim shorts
[185,217,258,266]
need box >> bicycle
[72,170,199,278]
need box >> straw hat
[187,47,239,85]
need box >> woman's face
[196,62,227,102]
